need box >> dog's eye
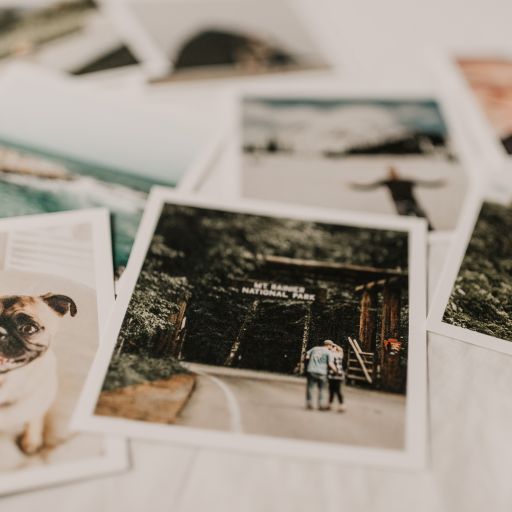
[19,324,39,335]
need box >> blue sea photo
[0,138,168,271]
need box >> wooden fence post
[358,288,377,352]
[379,283,403,391]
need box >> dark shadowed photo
[239,96,467,231]
[86,199,426,460]
[443,200,512,342]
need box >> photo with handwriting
[0,215,121,495]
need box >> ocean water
[0,138,175,270]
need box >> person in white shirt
[305,340,337,410]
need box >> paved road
[175,364,406,450]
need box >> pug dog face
[0,294,77,373]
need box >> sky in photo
[242,97,448,154]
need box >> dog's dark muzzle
[0,325,45,372]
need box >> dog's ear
[0,295,19,312]
[41,294,78,317]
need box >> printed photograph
[442,199,512,344]
[114,0,330,81]
[0,64,219,273]
[0,138,151,273]
[80,196,427,465]
[456,57,512,155]
[239,96,467,231]
[0,211,124,495]
[0,0,138,75]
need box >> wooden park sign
[225,280,325,370]
[237,280,323,302]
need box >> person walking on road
[305,340,337,410]
[327,344,346,412]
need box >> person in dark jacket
[350,166,445,230]
[327,344,345,412]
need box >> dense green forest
[102,204,409,391]
[444,201,512,341]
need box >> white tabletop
[3,0,512,510]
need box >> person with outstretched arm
[350,166,445,230]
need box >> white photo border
[0,209,127,496]
[73,188,428,470]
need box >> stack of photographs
[1,0,511,501]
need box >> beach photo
[0,63,221,272]
[428,178,512,355]
[0,138,149,272]
[0,209,125,496]
[0,0,138,75]
[73,190,427,468]
[105,0,331,82]
[237,94,469,232]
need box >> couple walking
[305,339,345,412]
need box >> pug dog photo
[0,293,77,455]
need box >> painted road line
[197,370,243,434]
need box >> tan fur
[0,294,76,455]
